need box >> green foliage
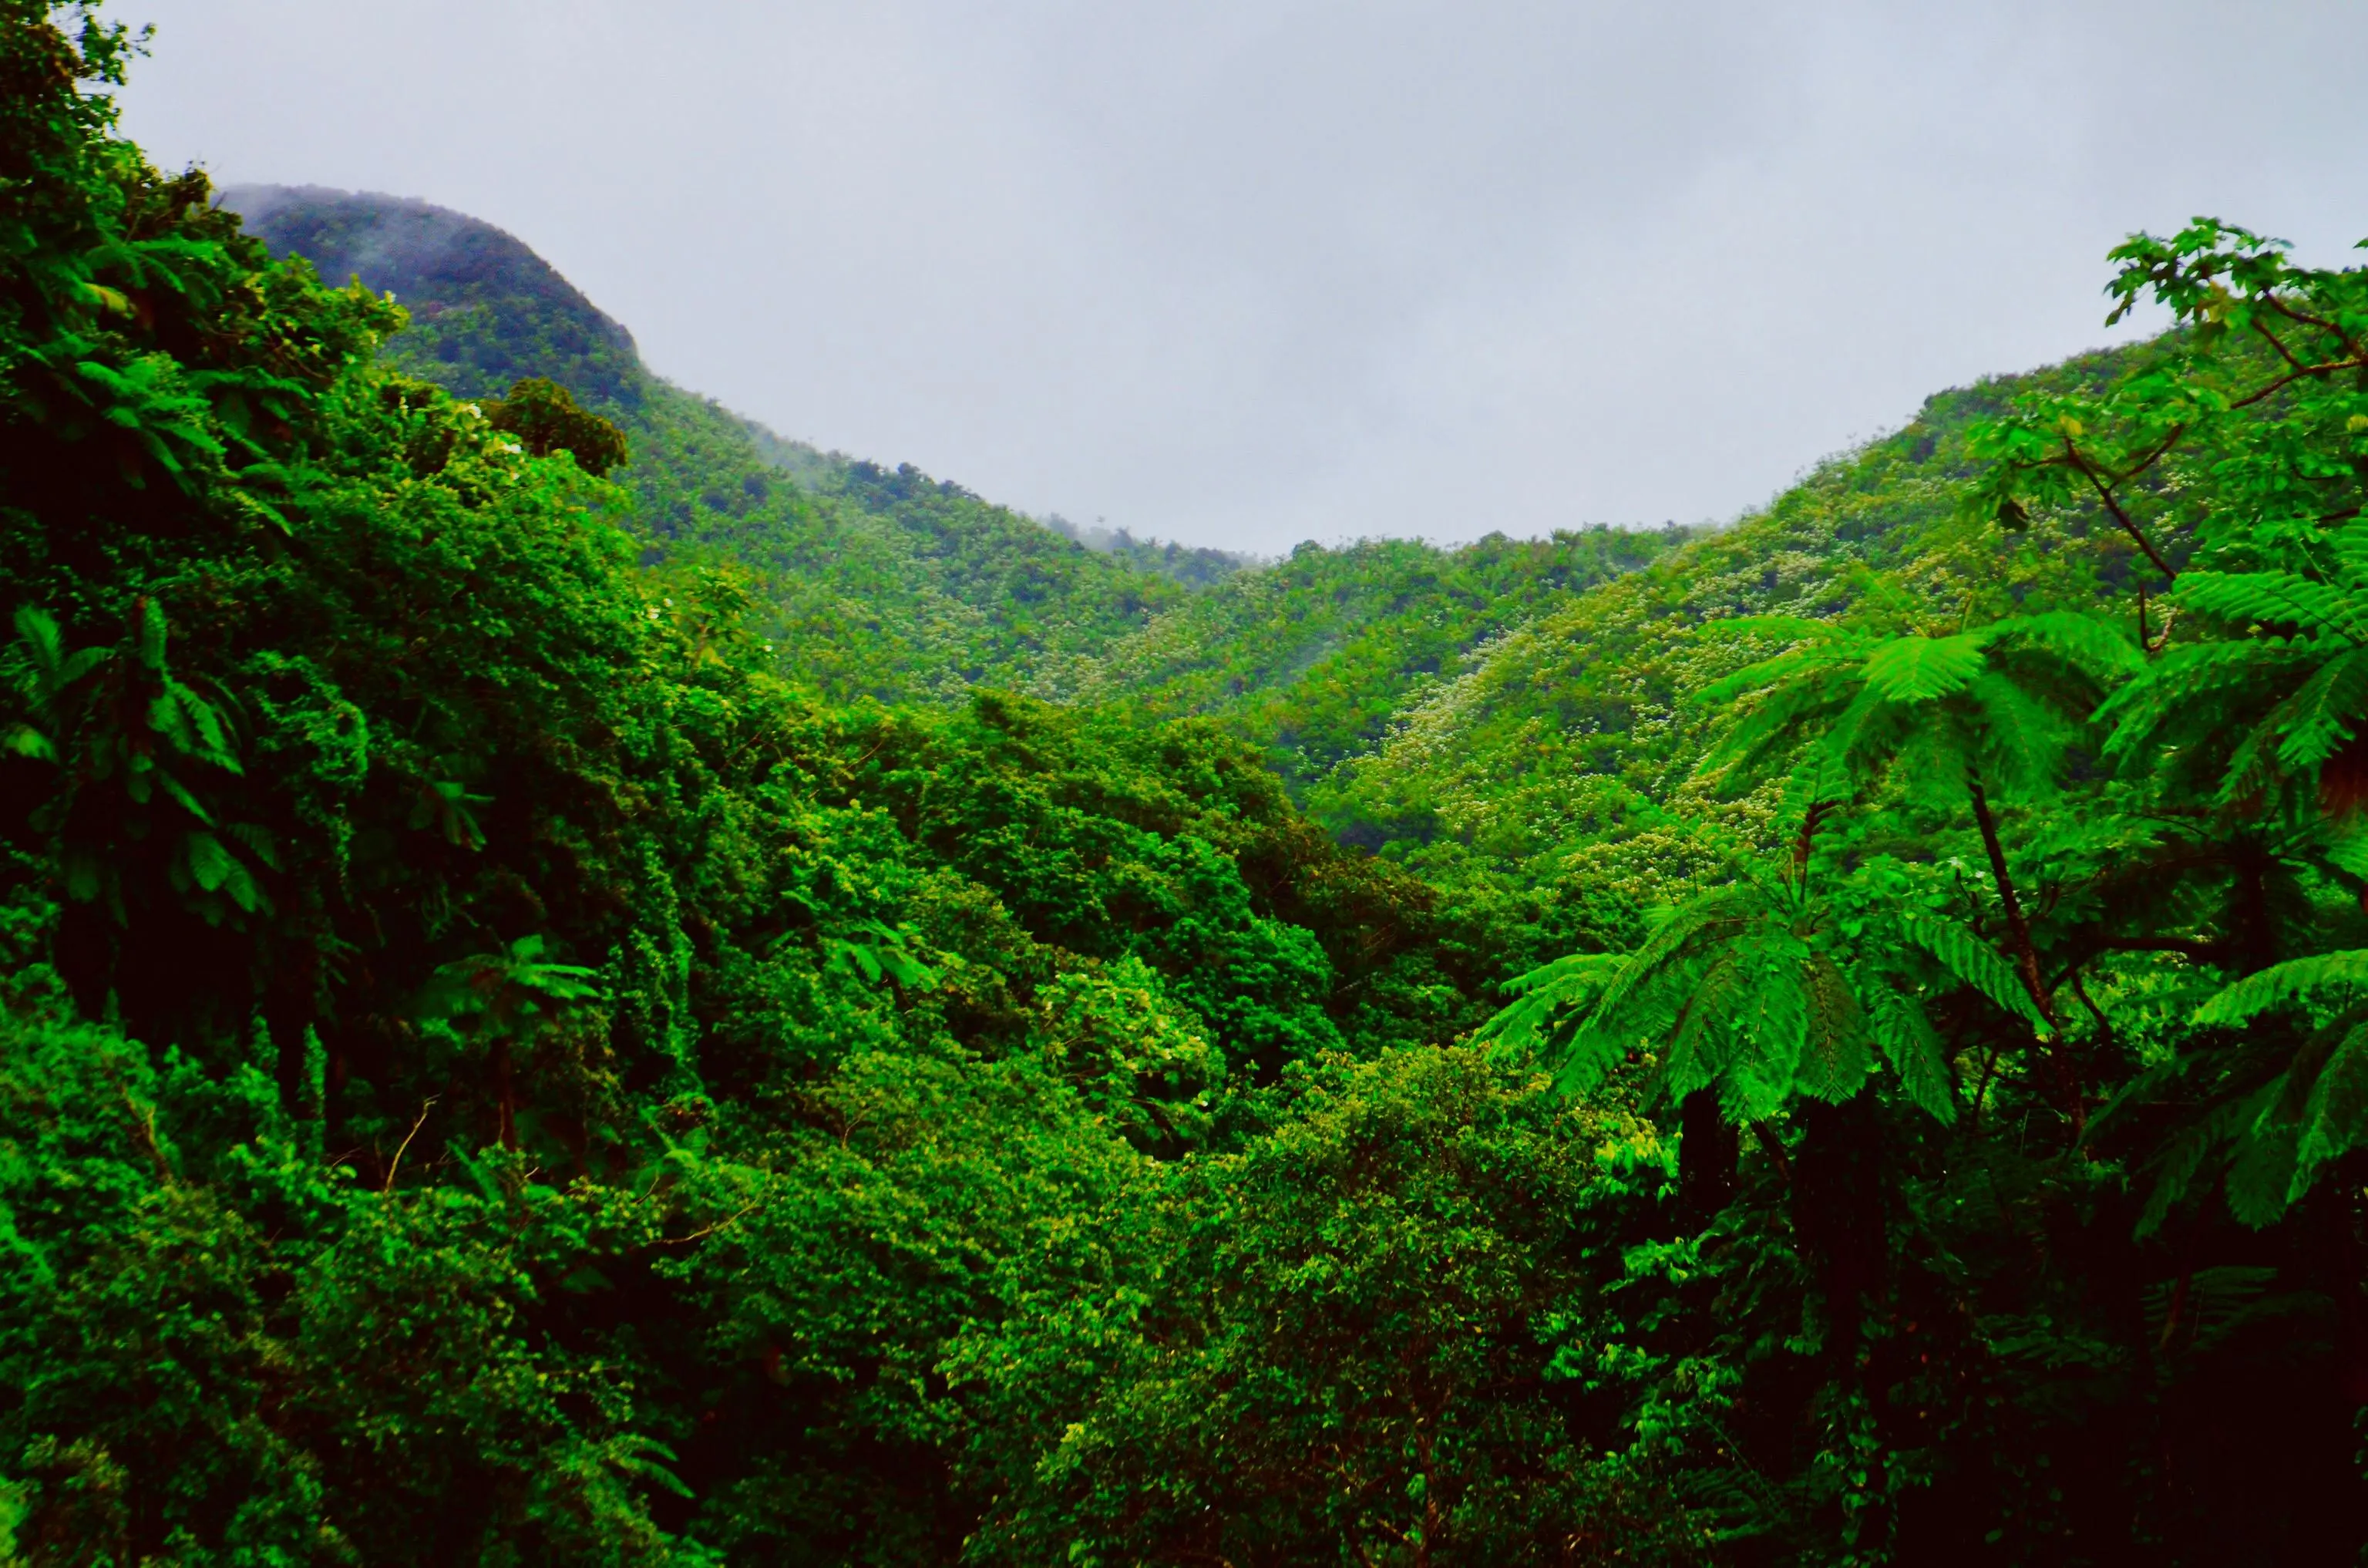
[952,1045,1708,1567]
[484,376,628,476]
[7,10,2368,1563]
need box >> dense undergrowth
[4,7,2368,1564]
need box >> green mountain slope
[1076,527,1690,790]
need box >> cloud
[116,0,2368,552]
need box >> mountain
[221,185,1223,703]
[219,186,1679,759]
[221,183,644,406]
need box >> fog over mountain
[120,0,2368,552]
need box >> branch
[2225,352,2368,412]
[2060,437,2177,580]
[2047,934,2235,994]
[655,1197,764,1247]
[384,1096,437,1192]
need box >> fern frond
[2192,950,2368,1025]
[1697,644,1861,705]
[1695,614,1846,647]
[2212,711,2287,810]
[2329,520,2368,592]
[1774,745,1848,846]
[2096,641,2308,755]
[1965,671,2072,800]
[2325,823,2368,881]
[2136,1121,2216,1239]
[2177,570,2368,641]
[1862,633,1988,704]
[1549,1025,1630,1099]
[1902,914,2048,1034]
[1590,887,1761,1031]
[1988,611,2145,681]
[2226,1102,2302,1228]
[1866,984,1957,1124]
[2268,644,2368,772]
[1662,949,1753,1102]
[1477,952,1624,1055]
[2291,1023,2368,1202]
[1724,935,1810,1120]
[1694,673,1856,782]
[1793,953,1870,1103]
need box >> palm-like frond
[1866,985,1957,1124]
[1793,953,1871,1105]
[1476,951,1625,1057]
[2192,950,2368,1026]
[1589,885,1762,1028]
[2266,644,2368,771]
[1862,633,1988,704]
[1902,913,2050,1034]
[2178,570,2368,641]
[1990,611,2147,683]
[2292,1022,2368,1193]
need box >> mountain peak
[220,183,641,406]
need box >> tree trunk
[1966,772,2081,1132]
[1793,1094,1887,1358]
[1677,1088,1739,1228]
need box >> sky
[113,1,2368,555]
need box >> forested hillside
[5,7,2368,1564]
[223,185,1686,763]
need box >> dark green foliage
[484,377,628,476]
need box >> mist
[114,0,2368,553]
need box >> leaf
[2194,951,2368,1026]
[137,597,168,671]
[1867,984,1957,1124]
[2227,1109,2302,1228]
[1793,953,1871,1103]
[2291,1023,2368,1199]
[1661,949,1753,1102]
[2326,823,2368,881]
[1481,951,1626,1054]
[184,830,235,893]
[2268,644,2368,771]
[1991,611,2145,681]
[2178,569,2368,641]
[1902,914,2048,1035]
[1548,1026,1629,1100]
[1725,939,1809,1119]
[1590,886,1761,1031]
[1862,634,1989,704]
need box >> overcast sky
[113,1,2368,554]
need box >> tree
[1694,611,2141,1125]
[483,375,630,476]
